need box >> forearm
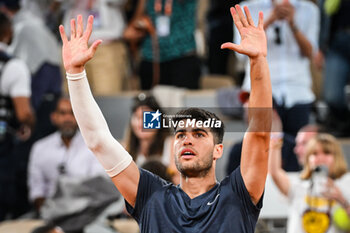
[290,23,313,58]
[240,56,272,204]
[67,75,110,149]
[13,97,35,128]
[67,72,132,177]
[248,56,272,133]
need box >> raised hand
[59,15,102,74]
[221,5,267,59]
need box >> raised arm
[268,111,291,196]
[59,15,139,207]
[221,5,272,204]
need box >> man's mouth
[180,148,196,159]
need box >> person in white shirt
[28,97,104,212]
[0,0,62,142]
[235,0,320,137]
[0,11,35,221]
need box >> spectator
[294,124,319,166]
[62,0,129,95]
[21,0,65,40]
[236,0,320,137]
[124,0,201,90]
[28,97,104,214]
[124,94,172,166]
[269,133,350,233]
[20,0,59,20]
[0,12,35,221]
[0,0,62,139]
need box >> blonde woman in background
[269,133,350,233]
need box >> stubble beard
[60,124,77,139]
[175,151,214,178]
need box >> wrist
[66,66,85,74]
[66,69,87,81]
[249,54,267,63]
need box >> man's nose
[182,135,193,145]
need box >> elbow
[86,137,104,153]
[83,133,104,153]
[83,131,110,153]
[247,119,272,136]
[86,141,102,153]
[246,129,271,140]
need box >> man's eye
[195,133,204,138]
[176,133,184,139]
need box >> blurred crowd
[0,0,349,232]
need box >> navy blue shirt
[125,167,263,233]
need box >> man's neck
[61,136,73,148]
[180,169,217,199]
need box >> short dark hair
[173,108,224,144]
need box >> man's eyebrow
[174,128,209,135]
[192,128,209,135]
[175,129,186,134]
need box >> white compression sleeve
[66,70,132,177]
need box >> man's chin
[60,128,77,138]
[176,164,212,178]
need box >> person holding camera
[269,133,350,232]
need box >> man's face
[51,99,78,139]
[173,119,222,178]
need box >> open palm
[59,15,101,74]
[221,5,267,58]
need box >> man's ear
[213,144,223,160]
